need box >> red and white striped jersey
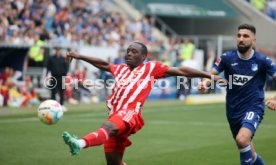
[106,61,169,115]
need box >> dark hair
[133,41,148,56]
[238,24,256,34]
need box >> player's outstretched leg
[63,127,110,156]
[62,131,81,155]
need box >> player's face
[125,43,146,68]
[236,29,256,54]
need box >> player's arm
[164,66,222,81]
[66,51,110,72]
[266,96,276,111]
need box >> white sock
[77,139,86,149]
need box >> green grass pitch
[0,100,275,165]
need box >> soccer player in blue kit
[199,24,276,165]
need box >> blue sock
[253,153,265,165]
[240,145,253,165]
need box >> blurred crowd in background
[246,0,276,20]
[0,0,159,50]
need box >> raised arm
[165,66,221,80]
[66,51,110,72]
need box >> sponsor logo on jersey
[133,70,142,75]
[251,64,258,71]
[132,70,143,79]
[233,74,253,86]
[231,63,238,66]
[245,158,252,163]
[215,57,221,66]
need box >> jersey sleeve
[263,57,276,77]
[151,61,169,79]
[212,53,227,73]
[109,64,121,77]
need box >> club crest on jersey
[133,70,142,75]
[215,57,221,66]
[232,74,253,86]
[251,64,258,71]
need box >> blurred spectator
[173,52,186,100]
[180,38,195,61]
[46,47,69,110]
[113,49,125,64]
[161,55,171,66]
[0,67,13,85]
[0,93,3,107]
[20,75,40,106]
[246,0,276,20]
[251,0,266,11]
[28,33,45,67]
[0,67,15,106]
[265,0,276,20]
[6,78,25,107]
[2,77,38,108]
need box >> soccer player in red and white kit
[63,42,222,165]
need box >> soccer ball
[37,100,63,125]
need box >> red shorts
[104,109,144,153]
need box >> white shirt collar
[237,50,254,60]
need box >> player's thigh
[235,111,261,145]
[107,114,129,135]
[241,111,262,136]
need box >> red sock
[82,128,109,147]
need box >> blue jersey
[213,50,276,118]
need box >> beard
[237,45,251,54]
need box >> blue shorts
[228,111,263,139]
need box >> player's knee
[102,121,119,136]
[235,135,250,148]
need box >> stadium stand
[246,0,276,20]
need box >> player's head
[55,46,62,55]
[125,42,148,68]
[236,24,256,54]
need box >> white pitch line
[0,117,38,123]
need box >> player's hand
[266,99,276,111]
[66,51,80,63]
[198,76,227,93]
[198,79,211,93]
